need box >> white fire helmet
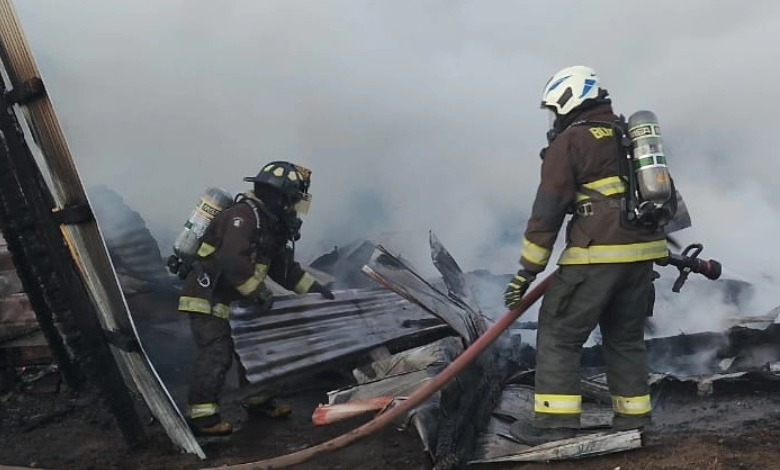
[541,65,602,116]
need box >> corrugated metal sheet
[231,288,453,391]
[362,245,484,344]
[429,231,484,322]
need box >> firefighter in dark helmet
[179,161,334,436]
[504,66,672,445]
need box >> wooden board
[0,293,37,342]
[472,430,643,464]
[0,330,51,367]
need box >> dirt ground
[4,371,780,470]
[5,293,780,469]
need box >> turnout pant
[187,313,233,409]
[534,261,654,429]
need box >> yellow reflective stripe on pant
[612,394,651,415]
[236,263,270,296]
[178,296,231,320]
[521,237,552,268]
[294,272,316,294]
[197,242,217,257]
[559,240,669,265]
[534,394,582,415]
[187,402,220,419]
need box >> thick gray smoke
[14,1,780,331]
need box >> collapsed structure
[3,1,780,469]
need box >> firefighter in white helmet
[505,66,673,445]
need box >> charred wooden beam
[0,63,147,447]
[0,1,204,457]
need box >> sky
[11,0,780,328]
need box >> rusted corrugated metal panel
[231,288,453,390]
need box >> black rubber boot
[613,414,651,431]
[187,414,233,437]
[242,391,292,419]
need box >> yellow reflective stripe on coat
[178,296,230,320]
[294,272,317,294]
[197,242,216,257]
[583,176,626,196]
[612,394,652,415]
[187,402,219,419]
[559,240,669,265]
[236,263,270,296]
[534,394,582,415]
[521,237,552,267]
[576,176,627,202]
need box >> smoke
[13,1,780,331]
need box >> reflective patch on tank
[633,154,668,169]
[197,199,221,217]
[629,123,661,139]
[232,217,244,227]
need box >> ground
[4,372,780,470]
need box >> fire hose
[204,275,552,470]
[207,244,721,470]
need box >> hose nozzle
[656,243,722,292]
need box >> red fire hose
[205,274,553,470]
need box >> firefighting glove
[504,269,536,310]
[166,254,191,280]
[308,281,335,300]
[251,282,274,302]
[248,283,275,313]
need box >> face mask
[547,109,557,130]
[541,109,560,159]
[283,213,303,241]
[293,193,312,215]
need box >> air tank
[172,187,233,261]
[627,110,673,207]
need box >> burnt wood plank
[472,430,642,463]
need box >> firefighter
[178,160,334,436]
[504,66,671,445]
